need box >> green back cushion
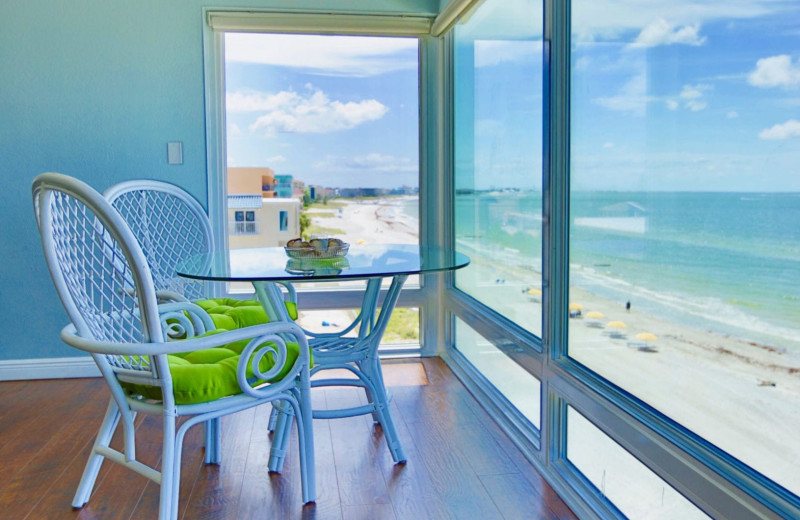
[123,329,302,405]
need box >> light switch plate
[167,142,183,165]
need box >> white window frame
[201,8,446,356]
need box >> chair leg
[203,418,221,464]
[72,398,121,508]
[268,401,294,473]
[267,402,280,431]
[159,414,177,520]
[294,382,316,503]
[363,358,406,464]
[357,360,381,423]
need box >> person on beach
[626,301,631,312]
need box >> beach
[304,196,800,504]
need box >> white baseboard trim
[0,357,101,381]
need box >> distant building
[574,201,648,234]
[292,179,305,199]
[228,166,278,198]
[227,195,301,248]
[226,167,300,247]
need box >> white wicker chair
[32,172,315,520]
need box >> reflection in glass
[567,407,710,520]
[569,0,800,496]
[455,319,540,428]
[453,0,544,337]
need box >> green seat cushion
[122,329,302,405]
[194,297,298,329]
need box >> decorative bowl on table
[284,237,349,259]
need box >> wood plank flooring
[0,358,577,520]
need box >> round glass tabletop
[176,244,470,283]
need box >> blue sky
[569,0,800,191]
[225,0,800,192]
[225,33,419,189]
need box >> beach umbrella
[527,288,542,295]
[607,321,626,329]
[636,332,658,342]
[568,303,583,311]
[585,311,604,319]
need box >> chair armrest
[61,321,309,358]
[157,301,216,340]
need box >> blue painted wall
[0,0,438,361]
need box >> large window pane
[224,33,420,253]
[453,0,544,337]
[569,1,800,495]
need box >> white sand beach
[304,196,800,504]
[305,196,418,246]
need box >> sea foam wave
[573,266,800,350]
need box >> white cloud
[225,33,417,77]
[686,100,708,111]
[628,18,706,48]
[680,83,711,111]
[603,142,614,148]
[314,153,417,173]
[599,78,712,115]
[265,155,286,163]
[243,88,388,135]
[594,72,651,115]
[727,111,739,118]
[748,55,800,88]
[759,119,800,139]
[227,90,302,113]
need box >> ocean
[401,192,800,351]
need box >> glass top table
[176,243,470,283]
[176,243,469,467]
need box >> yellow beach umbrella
[568,303,583,311]
[585,311,604,319]
[636,332,658,342]
[527,288,542,295]
[607,321,627,329]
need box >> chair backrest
[104,180,213,301]
[32,173,165,377]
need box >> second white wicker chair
[32,172,315,520]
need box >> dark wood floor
[0,358,576,520]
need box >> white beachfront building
[227,194,300,249]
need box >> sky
[224,0,800,192]
[225,33,420,190]
[569,0,800,191]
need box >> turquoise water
[570,192,800,350]
[404,193,800,350]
